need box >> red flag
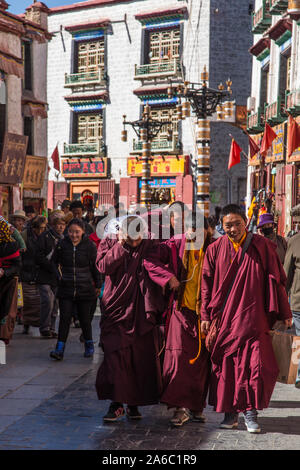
[245,131,260,158]
[260,122,277,157]
[228,139,241,170]
[51,144,59,171]
[287,114,300,158]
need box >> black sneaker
[103,403,125,422]
[40,330,52,338]
[126,406,142,420]
[219,412,239,429]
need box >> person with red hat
[257,213,287,264]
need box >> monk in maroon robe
[200,204,292,433]
[95,216,163,422]
[144,212,212,427]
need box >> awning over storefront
[0,49,23,79]
[22,91,48,118]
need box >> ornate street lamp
[168,65,234,216]
[121,103,172,208]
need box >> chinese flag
[228,139,241,170]
[51,144,60,171]
[245,131,260,158]
[260,122,277,157]
[287,114,300,158]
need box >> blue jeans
[292,311,300,382]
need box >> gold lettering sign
[0,133,28,184]
[128,155,187,176]
[23,155,47,190]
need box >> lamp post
[121,103,172,208]
[168,65,233,216]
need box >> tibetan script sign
[0,133,28,184]
[61,158,107,178]
[266,123,285,163]
[23,155,47,190]
[128,155,187,177]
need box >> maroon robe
[145,235,211,412]
[95,237,163,406]
[201,233,292,413]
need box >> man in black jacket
[36,217,66,337]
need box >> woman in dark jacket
[0,218,21,344]
[50,218,102,360]
[21,216,47,334]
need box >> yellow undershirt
[228,231,247,253]
[182,243,201,311]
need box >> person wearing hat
[61,200,71,215]
[8,212,27,252]
[257,213,287,264]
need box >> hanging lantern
[177,102,182,120]
[121,129,127,142]
[216,104,224,120]
[182,101,190,118]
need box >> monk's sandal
[170,408,190,427]
[126,406,142,420]
[103,402,125,422]
[243,410,261,433]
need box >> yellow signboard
[128,155,187,177]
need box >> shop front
[265,122,286,236]
[120,154,192,208]
[287,115,300,233]
[60,157,109,208]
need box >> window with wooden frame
[76,39,105,74]
[148,28,180,63]
[150,107,178,141]
[279,49,291,99]
[22,40,33,91]
[77,113,103,144]
[260,63,269,108]
[286,55,291,92]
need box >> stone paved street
[0,315,300,451]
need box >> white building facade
[247,0,300,235]
[47,0,252,212]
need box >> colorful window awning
[0,49,24,79]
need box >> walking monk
[144,211,212,427]
[201,204,292,433]
[95,216,163,422]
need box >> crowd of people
[0,198,299,435]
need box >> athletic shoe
[49,341,65,361]
[103,403,125,422]
[219,412,239,429]
[243,409,261,433]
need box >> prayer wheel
[288,0,300,14]
[223,101,234,119]
[182,101,191,118]
[216,104,224,121]
[197,146,210,169]
[197,119,210,140]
